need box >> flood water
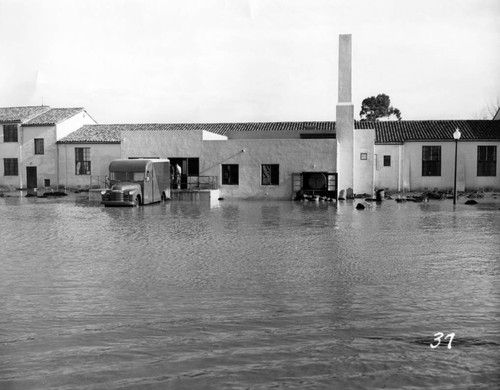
[1,194,499,389]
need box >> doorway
[26,166,37,189]
[168,158,199,189]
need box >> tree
[359,93,401,121]
[473,96,500,120]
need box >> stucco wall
[58,143,121,189]
[336,104,354,197]
[353,129,375,195]
[403,141,500,191]
[56,111,96,140]
[457,141,499,190]
[0,124,21,188]
[373,144,402,191]
[21,125,58,189]
[121,130,336,199]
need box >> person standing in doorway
[175,163,182,189]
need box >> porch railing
[173,175,219,190]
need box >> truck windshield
[110,171,145,181]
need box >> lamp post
[453,128,461,205]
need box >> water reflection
[1,196,499,389]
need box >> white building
[358,120,500,193]
[58,122,338,200]
[0,106,96,190]
[54,117,500,199]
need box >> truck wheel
[134,196,140,207]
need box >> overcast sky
[1,0,499,123]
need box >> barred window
[477,146,496,176]
[4,158,18,176]
[222,164,239,185]
[3,125,18,142]
[422,146,441,176]
[383,155,391,167]
[75,147,91,175]
[34,138,44,155]
[262,164,279,186]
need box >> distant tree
[359,93,401,121]
[473,96,500,120]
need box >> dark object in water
[356,203,365,210]
[464,199,478,205]
[294,189,304,201]
[41,192,68,197]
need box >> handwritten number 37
[430,332,455,349]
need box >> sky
[1,0,499,124]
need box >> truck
[101,159,171,206]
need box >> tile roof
[58,125,121,143]
[0,106,51,123]
[223,121,336,133]
[356,120,500,143]
[58,122,336,142]
[58,120,500,144]
[23,107,84,126]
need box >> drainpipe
[19,123,23,190]
[56,141,60,190]
[65,145,68,189]
[398,144,402,192]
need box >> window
[383,155,391,167]
[4,158,18,176]
[3,124,18,142]
[422,146,441,176]
[75,147,91,175]
[34,138,44,155]
[262,164,279,186]
[222,164,239,185]
[360,153,367,160]
[477,146,496,176]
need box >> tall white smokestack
[336,34,354,199]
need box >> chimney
[338,34,352,104]
[336,34,355,199]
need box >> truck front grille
[111,191,125,202]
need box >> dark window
[422,146,441,176]
[222,164,239,185]
[477,146,496,176]
[187,158,200,176]
[3,125,18,142]
[383,155,391,167]
[262,164,279,186]
[34,138,44,155]
[75,147,91,175]
[4,158,18,176]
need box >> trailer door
[143,162,154,204]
